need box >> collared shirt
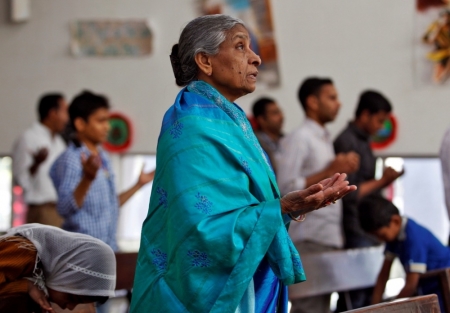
[439,127,450,220]
[50,143,119,251]
[277,118,343,248]
[334,122,380,248]
[12,122,66,204]
[385,217,450,275]
[384,219,450,309]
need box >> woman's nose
[249,49,262,67]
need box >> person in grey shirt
[277,77,359,313]
[252,97,284,173]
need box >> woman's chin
[243,83,257,94]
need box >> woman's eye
[237,44,244,50]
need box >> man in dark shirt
[334,90,404,310]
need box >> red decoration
[248,115,260,131]
[103,112,133,153]
[371,114,398,150]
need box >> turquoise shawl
[130,81,305,313]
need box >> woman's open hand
[280,173,357,215]
[28,281,53,313]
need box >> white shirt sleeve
[276,131,309,196]
[440,128,450,220]
[11,134,33,190]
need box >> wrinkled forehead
[225,24,250,41]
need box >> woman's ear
[194,52,213,77]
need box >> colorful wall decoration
[371,114,398,150]
[198,0,280,87]
[415,0,450,85]
[70,19,153,57]
[103,112,133,153]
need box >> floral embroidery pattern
[156,187,168,208]
[292,256,302,268]
[187,250,211,267]
[240,158,252,175]
[194,193,213,215]
[170,121,184,139]
[188,82,250,138]
[151,249,168,273]
[187,81,271,169]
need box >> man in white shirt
[12,93,69,227]
[277,77,359,313]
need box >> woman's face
[47,288,98,310]
[208,24,261,102]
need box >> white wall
[0,0,449,155]
[0,0,197,154]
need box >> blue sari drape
[130,81,305,313]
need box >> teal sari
[130,81,305,313]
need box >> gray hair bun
[170,44,184,87]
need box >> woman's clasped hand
[281,173,357,215]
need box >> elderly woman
[130,15,356,313]
[0,223,116,312]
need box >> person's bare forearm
[396,285,415,299]
[73,176,94,207]
[305,169,334,188]
[396,273,420,299]
[372,259,392,304]
[372,277,387,304]
[119,183,142,206]
[358,179,387,199]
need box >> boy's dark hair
[298,77,333,111]
[252,97,276,118]
[355,90,392,118]
[69,91,110,129]
[359,195,400,233]
[38,93,64,122]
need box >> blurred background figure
[11,93,68,227]
[277,77,359,313]
[334,90,403,249]
[50,90,154,251]
[334,90,404,311]
[50,90,154,313]
[439,124,450,245]
[252,97,284,173]
[359,195,450,313]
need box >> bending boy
[359,195,450,312]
